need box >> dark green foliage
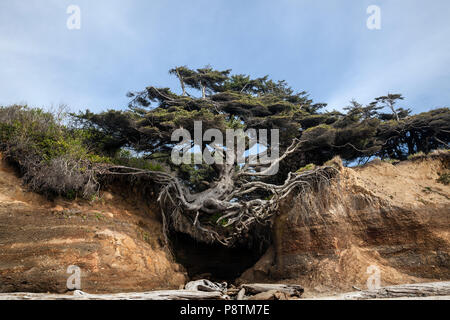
[75,66,450,188]
[113,149,165,172]
[3,66,449,198]
[75,66,326,189]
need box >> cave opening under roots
[170,230,270,283]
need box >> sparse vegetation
[296,163,316,173]
[0,105,103,198]
[422,186,432,193]
[0,105,166,199]
[382,158,399,164]
[437,172,450,185]
[408,152,426,160]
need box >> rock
[245,289,291,300]
[237,246,275,284]
[1,149,449,298]
[51,205,64,212]
[102,192,114,201]
[104,212,114,218]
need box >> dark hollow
[170,232,266,283]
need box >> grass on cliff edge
[0,105,164,199]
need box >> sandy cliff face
[0,154,187,294]
[239,154,450,295]
[1,152,449,296]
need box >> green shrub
[437,172,450,185]
[296,163,316,173]
[0,105,170,199]
[407,152,426,160]
[113,149,164,172]
[382,158,399,164]
[0,105,100,198]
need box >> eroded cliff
[239,152,450,296]
[0,152,449,296]
[0,154,187,293]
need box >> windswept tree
[373,93,407,122]
[75,66,449,247]
[169,66,196,96]
[77,66,337,246]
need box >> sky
[0,0,449,114]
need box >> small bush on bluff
[296,163,316,173]
[437,172,450,185]
[0,105,106,198]
[407,152,426,160]
[113,149,165,172]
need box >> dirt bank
[238,152,450,297]
[1,152,449,296]
[0,154,187,293]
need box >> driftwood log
[2,282,447,300]
[313,282,450,300]
[185,280,227,292]
[236,288,246,300]
[240,283,304,297]
[341,282,450,300]
[0,290,225,300]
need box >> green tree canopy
[73,66,450,246]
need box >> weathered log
[225,288,241,297]
[274,291,290,300]
[241,283,304,297]
[236,288,246,300]
[0,290,225,300]
[184,280,227,292]
[316,282,450,300]
[247,290,278,300]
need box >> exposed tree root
[96,140,340,247]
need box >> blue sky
[0,0,449,114]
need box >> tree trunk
[201,84,206,99]
[102,139,338,247]
[390,104,400,122]
[176,69,186,96]
[241,283,304,297]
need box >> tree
[76,67,450,247]
[373,93,405,122]
[169,66,197,96]
[77,66,338,246]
